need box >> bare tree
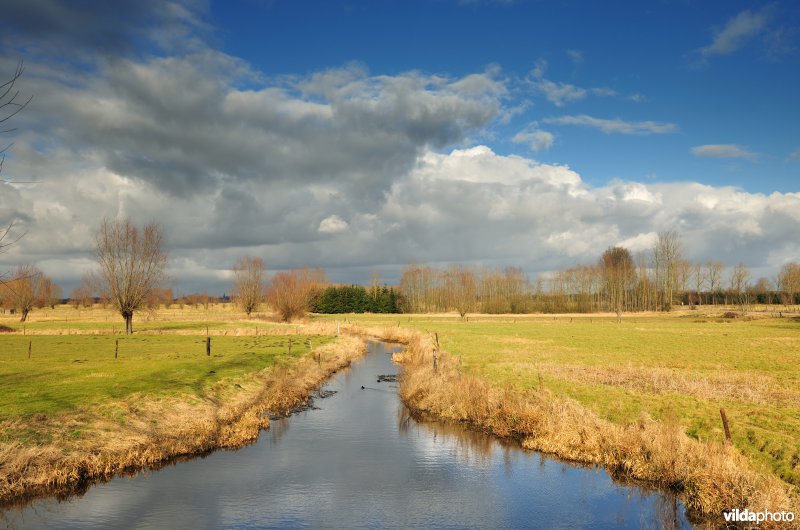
[36,275,61,308]
[1,61,33,279]
[653,230,683,311]
[445,265,477,318]
[95,218,167,334]
[729,262,752,314]
[601,246,636,322]
[0,264,42,321]
[232,256,265,317]
[777,262,800,308]
[267,267,327,322]
[691,262,707,306]
[706,260,725,305]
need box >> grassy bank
[0,308,363,505]
[320,311,800,523]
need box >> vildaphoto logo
[723,508,795,524]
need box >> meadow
[2,303,799,519]
[315,310,800,487]
[0,304,358,504]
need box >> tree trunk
[20,309,28,322]
[125,313,133,334]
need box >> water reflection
[2,341,693,529]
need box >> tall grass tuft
[384,326,799,527]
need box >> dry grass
[0,335,365,506]
[373,325,800,527]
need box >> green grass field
[0,305,331,448]
[313,311,800,486]
[0,334,328,424]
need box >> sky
[1,0,799,295]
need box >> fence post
[28,340,31,360]
[115,338,119,359]
[433,348,437,372]
[206,336,211,356]
[720,408,732,444]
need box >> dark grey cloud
[21,56,503,202]
[2,0,209,61]
[2,1,798,295]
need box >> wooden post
[434,332,440,350]
[720,408,732,443]
[317,352,321,366]
[206,336,211,356]
[28,340,31,360]
[288,338,292,355]
[433,348,437,372]
[115,338,119,359]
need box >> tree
[267,268,327,322]
[653,230,682,311]
[601,246,635,322]
[36,275,61,308]
[445,265,476,318]
[1,264,42,321]
[706,261,725,305]
[94,218,167,334]
[777,262,800,307]
[1,61,32,280]
[729,262,752,314]
[232,256,265,316]
[691,262,707,306]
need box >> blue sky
[210,0,800,192]
[1,0,799,292]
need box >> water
[3,341,692,529]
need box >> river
[3,341,692,528]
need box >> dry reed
[0,335,365,507]
[372,325,799,528]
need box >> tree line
[398,232,800,317]
[3,221,800,329]
[309,284,402,314]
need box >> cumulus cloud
[691,144,759,160]
[544,114,678,135]
[512,127,554,152]
[5,140,800,292]
[698,6,773,58]
[533,79,586,107]
[8,55,504,203]
[318,215,349,234]
[3,1,797,294]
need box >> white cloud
[699,7,772,58]
[512,127,554,152]
[531,58,547,79]
[788,148,800,161]
[565,49,583,64]
[3,1,797,293]
[544,114,678,135]
[691,144,759,160]
[318,215,349,234]
[590,87,616,97]
[534,79,586,107]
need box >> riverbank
[0,317,365,507]
[354,320,800,527]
